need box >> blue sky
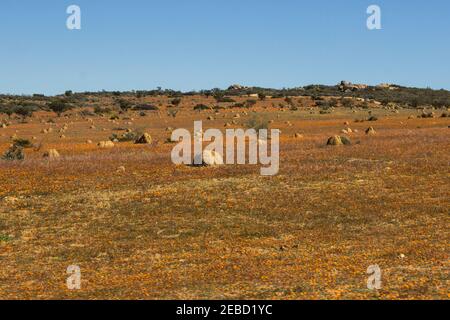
[1,0,449,95]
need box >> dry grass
[0,96,449,300]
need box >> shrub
[94,106,112,115]
[246,115,269,131]
[167,108,179,118]
[117,99,132,111]
[216,96,236,103]
[13,138,33,148]
[133,104,159,111]
[14,106,34,119]
[110,131,141,142]
[0,105,14,117]
[171,98,182,106]
[193,104,210,111]
[48,100,72,116]
[245,99,257,108]
[341,98,354,108]
[2,145,24,161]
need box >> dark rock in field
[135,133,153,144]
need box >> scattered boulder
[43,149,60,159]
[117,166,126,173]
[327,135,351,146]
[98,141,115,148]
[366,127,376,135]
[327,136,343,146]
[294,133,304,139]
[135,133,153,144]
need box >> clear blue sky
[1,0,449,95]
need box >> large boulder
[135,133,153,144]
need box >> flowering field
[0,95,449,299]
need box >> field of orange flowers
[0,95,449,299]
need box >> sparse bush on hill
[246,114,269,131]
[133,104,159,111]
[193,104,210,111]
[13,105,35,121]
[117,99,132,111]
[341,98,355,108]
[47,100,72,116]
[0,104,14,117]
[94,106,113,115]
[171,98,182,106]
